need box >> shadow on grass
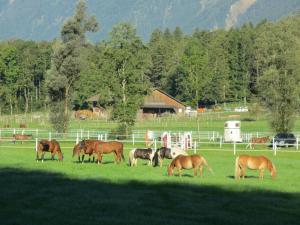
[227,175,258,179]
[0,168,299,225]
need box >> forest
[0,8,300,127]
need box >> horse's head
[167,164,173,176]
[58,152,63,161]
[270,163,276,178]
[80,140,86,149]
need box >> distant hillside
[0,0,300,41]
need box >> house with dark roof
[86,88,186,116]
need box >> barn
[86,88,186,116]
[141,89,186,115]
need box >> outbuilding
[224,120,242,142]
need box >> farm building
[86,88,186,116]
[141,89,186,115]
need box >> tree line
[0,0,300,133]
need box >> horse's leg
[41,152,45,163]
[51,151,55,160]
[259,169,264,179]
[200,166,203,177]
[178,168,182,177]
[36,150,40,162]
[194,167,197,177]
[113,152,118,164]
[81,154,85,163]
[241,166,246,179]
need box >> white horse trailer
[224,120,242,142]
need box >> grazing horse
[153,146,188,167]
[128,148,156,167]
[12,134,33,144]
[80,140,125,164]
[95,141,125,164]
[246,136,270,149]
[167,154,213,177]
[235,155,276,179]
[72,140,103,163]
[36,139,63,162]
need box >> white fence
[1,128,300,156]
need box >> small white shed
[224,120,242,142]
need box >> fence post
[194,141,197,154]
[154,139,157,151]
[212,131,215,142]
[76,132,79,144]
[48,132,51,141]
[219,136,223,148]
[296,137,299,150]
[97,134,100,141]
[273,137,277,156]
[35,129,38,138]
[22,130,24,135]
[105,133,107,141]
[132,134,135,146]
[87,130,90,140]
[80,129,83,139]
[14,128,16,135]
[233,141,236,155]
[35,138,38,152]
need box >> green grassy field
[1,140,300,225]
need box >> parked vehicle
[270,133,297,147]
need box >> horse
[128,148,156,167]
[95,141,125,164]
[167,154,213,177]
[12,134,33,144]
[36,139,63,162]
[246,136,270,149]
[72,140,103,163]
[234,154,276,179]
[80,140,125,164]
[153,146,188,167]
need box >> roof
[151,88,186,107]
[86,94,100,102]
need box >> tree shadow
[0,168,299,225]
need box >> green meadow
[1,132,300,225]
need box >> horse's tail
[202,157,214,175]
[234,156,240,179]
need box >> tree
[46,0,98,132]
[257,17,300,133]
[102,23,151,135]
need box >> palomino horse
[167,154,213,177]
[153,146,188,167]
[72,140,103,163]
[246,136,270,149]
[128,148,156,167]
[234,154,276,179]
[80,140,125,164]
[36,139,63,162]
[12,134,33,144]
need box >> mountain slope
[0,0,299,42]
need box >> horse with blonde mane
[153,146,188,167]
[167,154,213,177]
[36,139,63,162]
[235,154,276,179]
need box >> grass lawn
[1,141,300,225]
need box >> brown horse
[13,134,33,144]
[167,154,213,177]
[246,136,270,149]
[235,155,276,179]
[72,140,103,163]
[95,141,125,164]
[36,139,63,162]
